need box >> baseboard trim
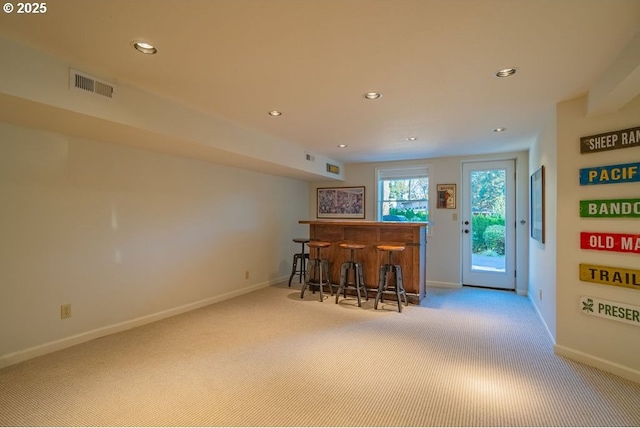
[554,344,640,384]
[426,281,462,289]
[0,277,282,370]
[527,294,556,345]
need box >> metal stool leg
[374,265,388,309]
[357,263,368,301]
[288,253,301,287]
[322,259,332,296]
[395,264,408,307]
[353,262,362,307]
[336,262,349,303]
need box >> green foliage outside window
[389,207,428,222]
[472,214,505,255]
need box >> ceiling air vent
[70,69,116,99]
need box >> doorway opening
[461,160,515,290]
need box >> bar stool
[335,243,368,307]
[288,238,310,287]
[301,241,332,301]
[375,245,408,312]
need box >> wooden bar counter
[299,220,427,302]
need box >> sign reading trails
[579,263,640,290]
[579,162,640,186]
[579,198,640,218]
[580,296,640,327]
[580,232,640,254]
[580,126,640,154]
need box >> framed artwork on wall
[317,186,365,219]
[531,166,545,243]
[436,184,456,209]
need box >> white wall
[555,94,640,382]
[528,109,558,342]
[0,123,310,368]
[310,151,529,294]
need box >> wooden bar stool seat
[288,238,310,287]
[335,243,368,307]
[301,241,332,301]
[375,245,408,312]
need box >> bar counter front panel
[299,221,426,302]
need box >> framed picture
[436,184,456,209]
[531,166,545,243]
[317,186,365,219]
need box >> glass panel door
[462,160,515,289]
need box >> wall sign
[579,162,640,186]
[579,263,640,290]
[579,198,640,218]
[580,296,640,327]
[580,232,640,254]
[580,126,640,154]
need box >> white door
[462,160,515,290]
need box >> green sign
[580,198,640,218]
[580,296,640,327]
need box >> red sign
[580,232,640,254]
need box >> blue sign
[579,162,640,186]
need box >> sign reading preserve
[580,232,640,254]
[580,126,640,154]
[580,296,640,328]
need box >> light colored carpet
[1,284,640,426]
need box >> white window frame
[375,165,430,232]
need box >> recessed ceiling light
[495,68,517,77]
[337,144,347,148]
[493,127,507,132]
[363,92,382,100]
[268,110,282,116]
[132,41,157,55]
[407,137,418,141]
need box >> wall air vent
[70,69,116,99]
[326,163,340,175]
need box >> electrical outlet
[245,271,250,280]
[60,304,71,319]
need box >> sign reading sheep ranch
[580,125,640,154]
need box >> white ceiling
[1,0,640,166]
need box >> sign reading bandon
[579,198,640,218]
[579,264,640,290]
[580,125,640,154]
[580,296,640,327]
[580,232,640,254]
[579,162,640,186]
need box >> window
[377,166,429,230]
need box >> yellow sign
[579,264,640,290]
